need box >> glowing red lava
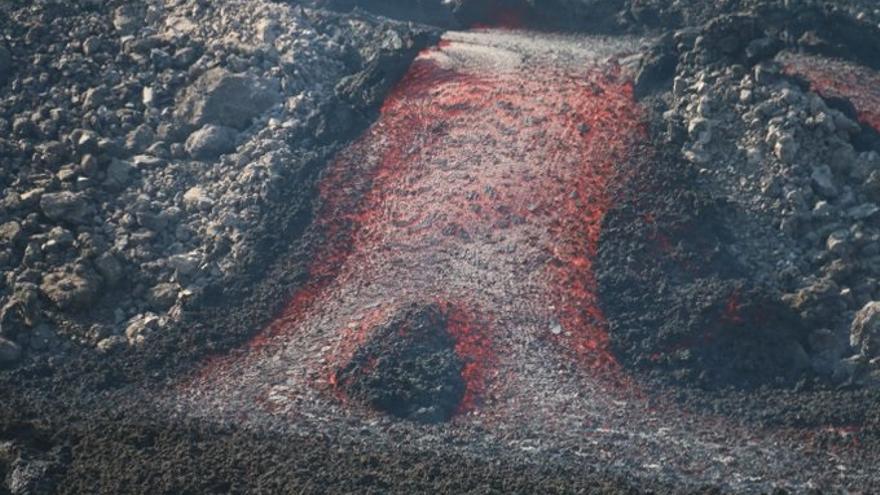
[780,52,880,132]
[192,32,647,421]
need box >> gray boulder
[183,186,214,211]
[184,125,238,160]
[0,286,39,338]
[852,301,880,358]
[40,191,90,224]
[175,68,281,130]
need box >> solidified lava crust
[334,303,466,424]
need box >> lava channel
[180,29,647,424]
[175,31,880,491]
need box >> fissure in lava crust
[189,35,648,422]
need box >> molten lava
[190,31,647,422]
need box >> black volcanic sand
[4,1,880,494]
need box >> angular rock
[852,301,880,358]
[40,270,102,310]
[113,5,141,34]
[104,159,135,190]
[826,230,850,256]
[774,134,799,163]
[168,252,201,276]
[184,125,238,160]
[40,191,90,224]
[124,313,161,346]
[96,335,126,353]
[183,186,214,211]
[0,221,22,245]
[148,282,179,309]
[175,68,281,131]
[126,124,155,153]
[9,458,53,494]
[0,285,39,338]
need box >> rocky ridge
[0,0,435,366]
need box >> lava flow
[175,31,880,491]
[182,29,646,423]
[780,52,880,132]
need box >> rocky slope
[0,0,435,368]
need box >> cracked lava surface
[174,30,878,491]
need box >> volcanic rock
[40,270,102,311]
[39,192,90,224]
[335,303,465,424]
[124,313,162,346]
[852,301,880,358]
[126,124,155,154]
[9,458,54,495]
[775,138,798,164]
[183,186,214,211]
[184,125,238,160]
[826,230,851,256]
[174,68,281,131]
[0,221,22,245]
[94,253,124,287]
[847,203,879,220]
[0,286,39,338]
[113,5,141,35]
[148,282,179,310]
[104,159,135,190]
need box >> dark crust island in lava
[334,303,466,424]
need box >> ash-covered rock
[335,303,466,424]
[0,0,437,366]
